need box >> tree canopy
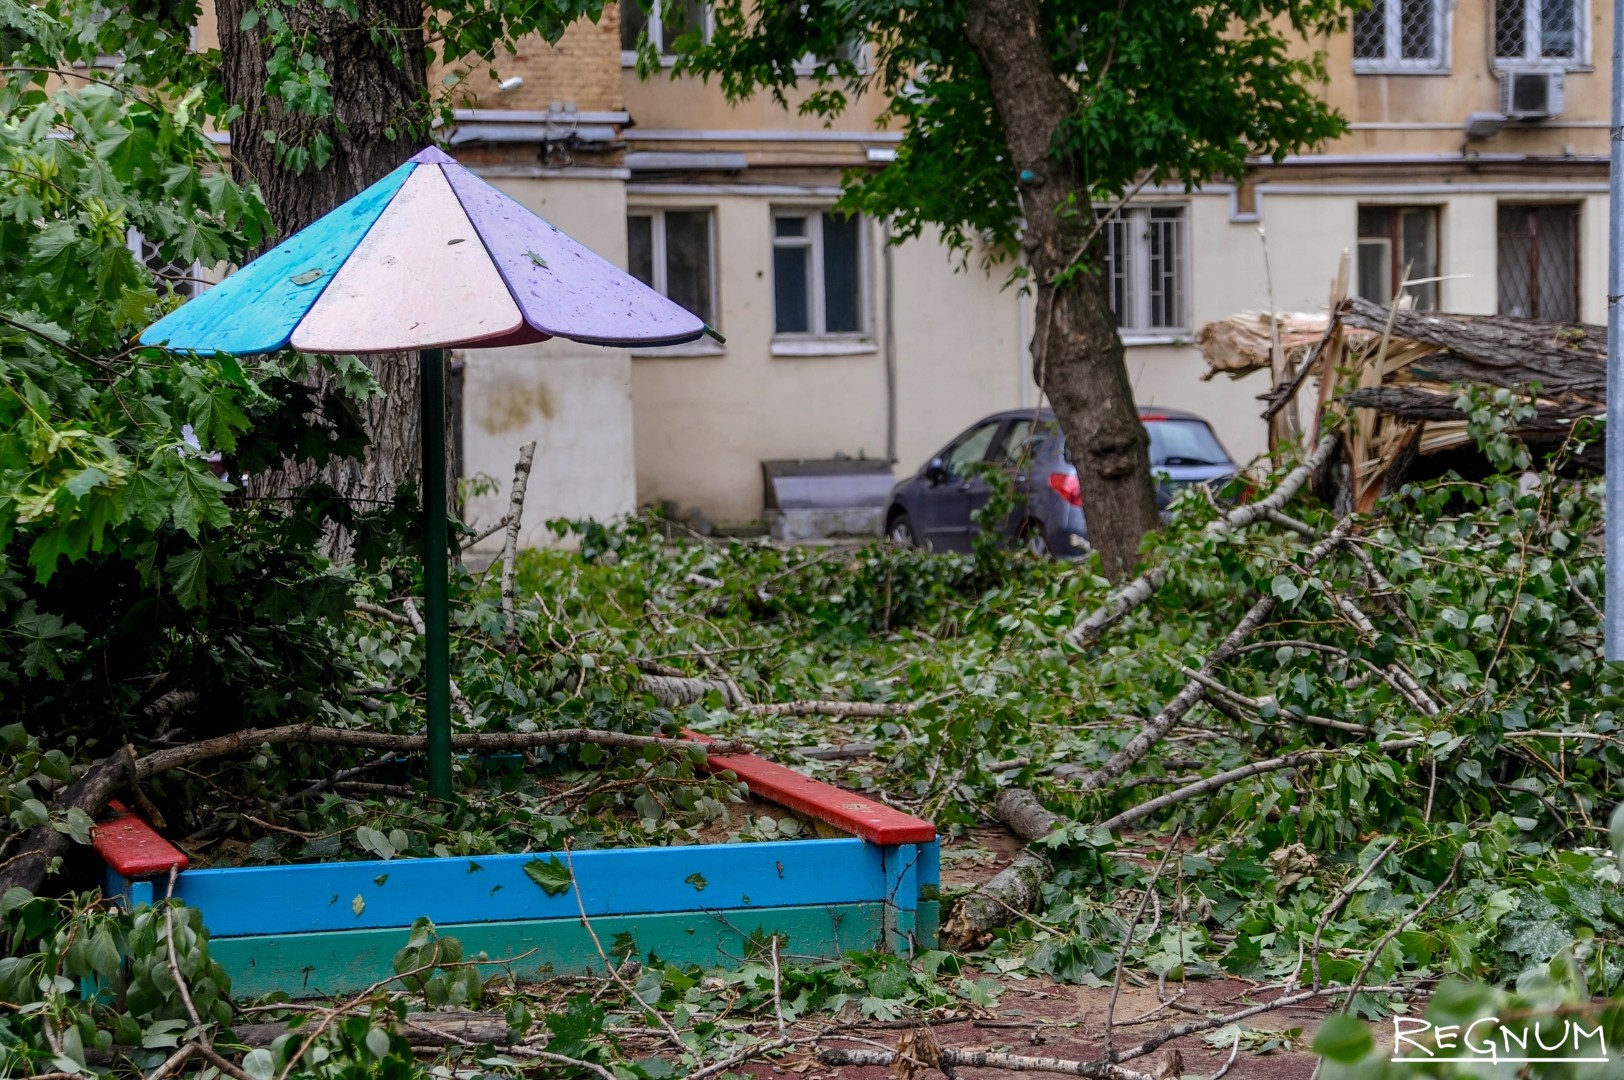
[673,0,1351,262]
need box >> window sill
[1352,63,1451,75]
[632,340,727,359]
[1120,333,1192,348]
[622,51,681,68]
[771,338,878,358]
[1494,60,1592,73]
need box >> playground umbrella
[140,146,718,798]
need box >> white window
[128,229,202,299]
[1496,0,1586,66]
[1352,0,1448,72]
[1096,206,1188,335]
[771,210,867,339]
[1357,206,1440,310]
[627,209,717,328]
[621,0,708,62]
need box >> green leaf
[242,1049,275,1080]
[239,7,261,29]
[1311,1014,1373,1064]
[289,268,325,285]
[1270,575,1299,602]
[684,871,707,891]
[523,856,572,896]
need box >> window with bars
[1357,206,1439,310]
[1096,206,1189,334]
[1495,0,1584,64]
[771,210,867,338]
[128,230,202,299]
[621,0,707,59]
[1497,204,1579,322]
[627,209,717,328]
[1353,0,1448,71]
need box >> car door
[986,417,1053,537]
[916,419,1001,552]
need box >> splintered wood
[1197,293,1604,513]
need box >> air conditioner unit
[1499,69,1565,120]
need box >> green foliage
[0,5,433,735]
[668,0,1352,267]
[12,0,606,174]
[0,894,232,1077]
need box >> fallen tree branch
[740,700,914,719]
[1097,737,1425,833]
[0,745,135,898]
[132,726,745,782]
[1174,665,1369,735]
[819,1046,1155,1080]
[1067,434,1339,648]
[1065,519,1354,792]
[402,598,476,723]
[638,673,739,708]
[940,788,1066,946]
[500,441,537,650]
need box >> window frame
[770,207,872,343]
[1494,0,1590,69]
[1096,203,1191,339]
[1356,204,1442,310]
[1496,201,1581,322]
[1351,0,1451,74]
[620,0,712,67]
[127,228,203,299]
[626,206,719,329]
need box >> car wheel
[888,512,920,549]
[1024,523,1050,558]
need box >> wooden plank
[94,800,187,878]
[164,838,886,937]
[211,903,889,999]
[139,161,414,355]
[441,161,707,348]
[291,164,525,353]
[696,742,936,845]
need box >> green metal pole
[420,348,452,800]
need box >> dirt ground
[785,827,1353,1080]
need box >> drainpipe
[1606,0,1623,658]
[1018,276,1031,409]
[883,217,898,463]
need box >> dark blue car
[884,407,1237,557]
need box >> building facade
[189,2,1618,542]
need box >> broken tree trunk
[1335,296,1604,404]
[0,747,135,898]
[941,789,1065,947]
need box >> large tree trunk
[962,0,1159,580]
[214,0,446,552]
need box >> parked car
[884,407,1237,557]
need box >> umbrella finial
[410,146,457,165]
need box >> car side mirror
[924,457,948,484]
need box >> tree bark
[962,0,1160,580]
[1336,296,1604,403]
[0,747,134,898]
[213,0,444,550]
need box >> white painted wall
[459,173,638,550]
[457,175,1613,537]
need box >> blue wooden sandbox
[98,748,939,998]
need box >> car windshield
[1146,420,1229,467]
